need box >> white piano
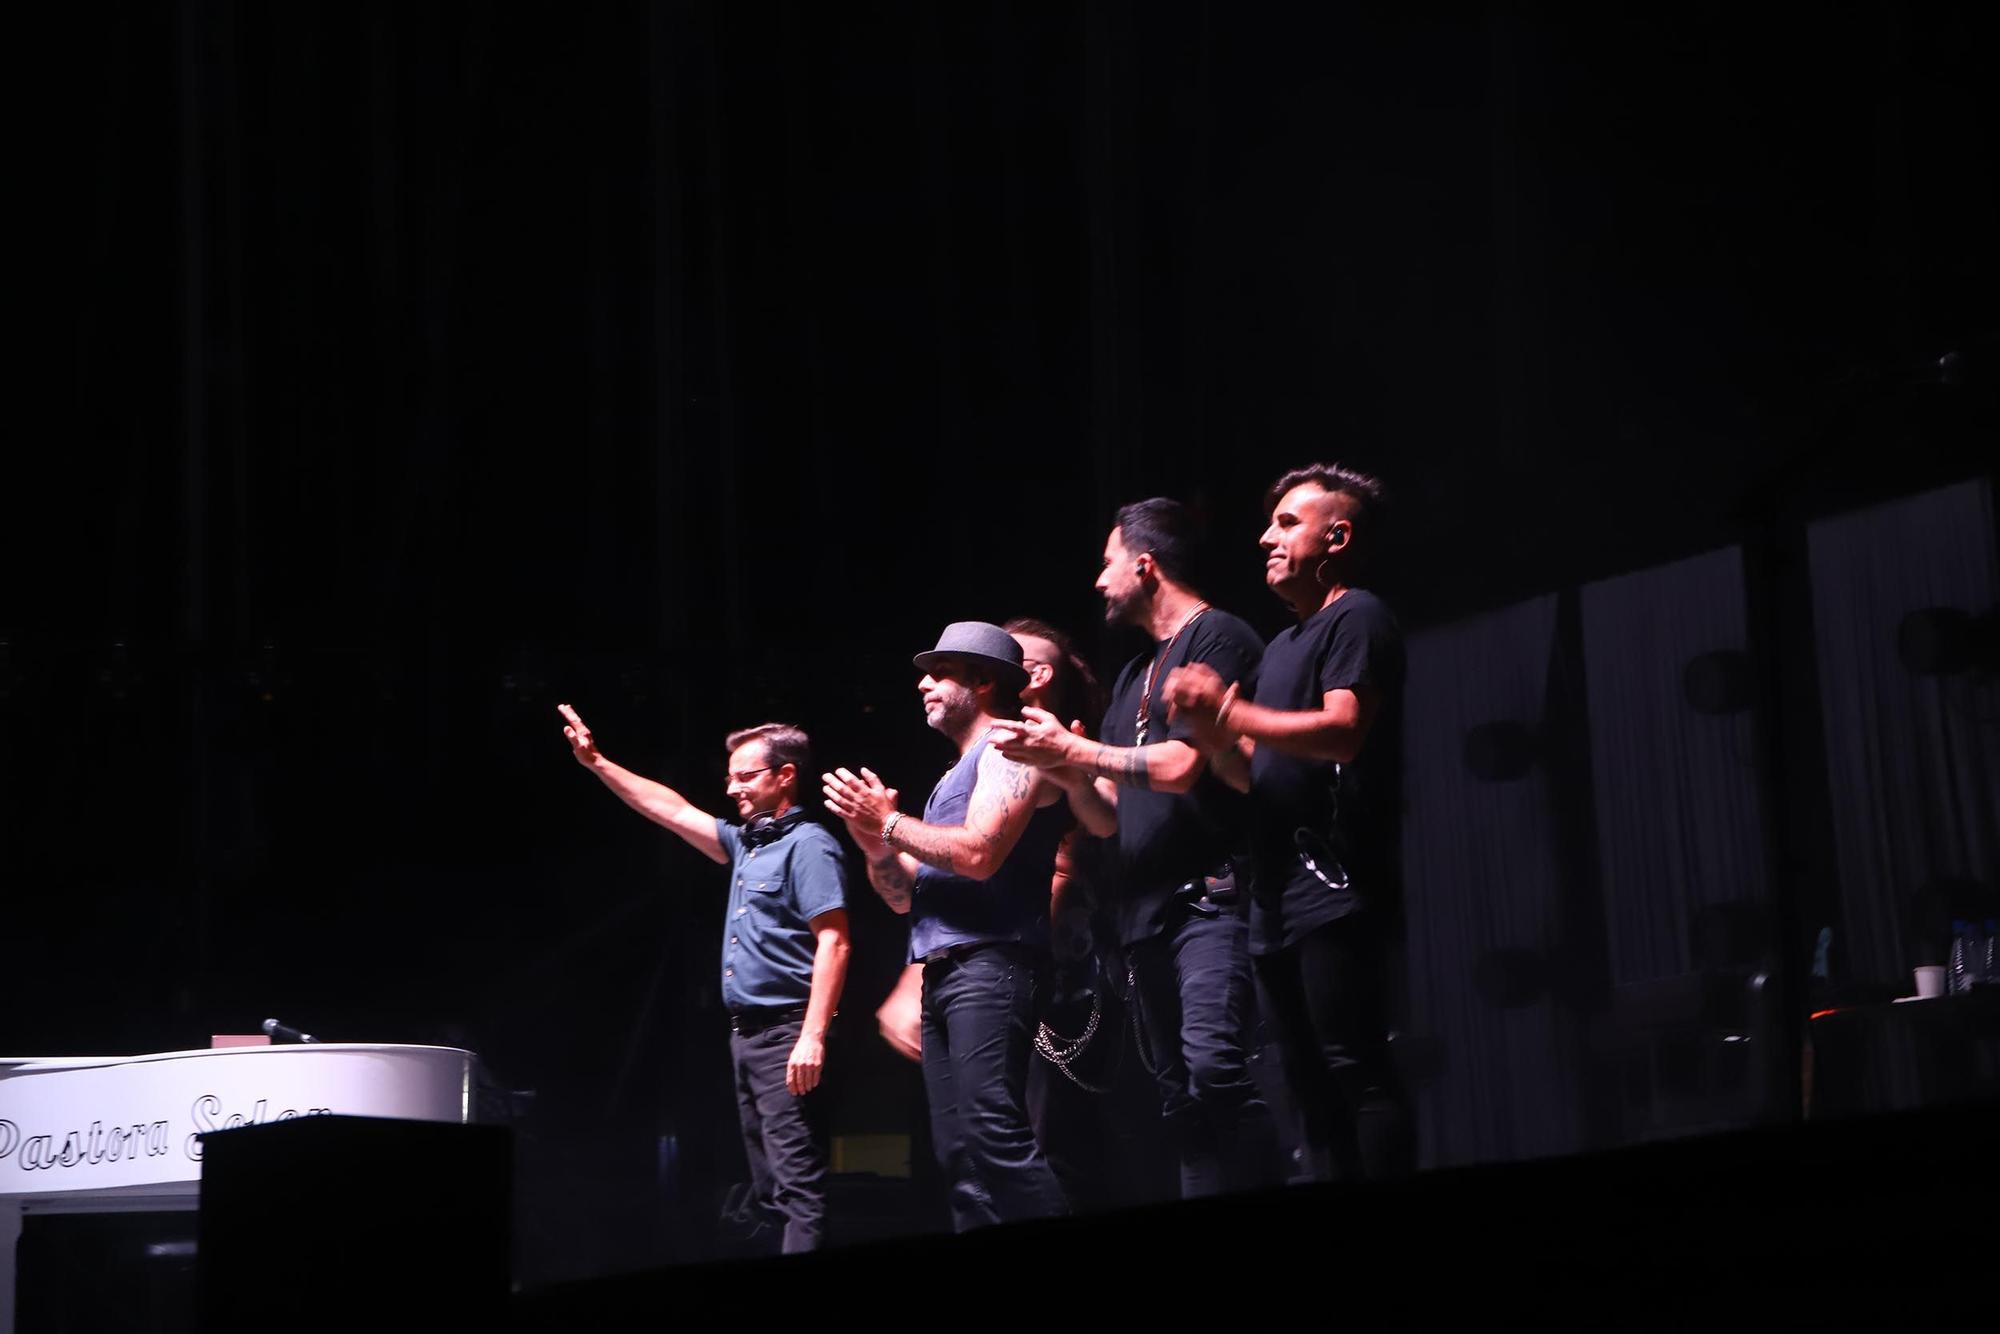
[0,1043,482,1334]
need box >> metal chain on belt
[1035,984,1111,1092]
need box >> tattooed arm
[824,752,1050,882]
[1059,737,1208,794]
[990,705,1207,796]
[860,841,920,914]
[890,747,1052,880]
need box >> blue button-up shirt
[714,816,848,1012]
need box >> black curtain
[1402,595,1584,1167]
[1582,547,1771,986]
[1808,479,2000,988]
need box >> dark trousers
[730,1018,829,1252]
[1254,911,1414,1183]
[1129,902,1280,1196]
[1026,947,1177,1211]
[921,943,1070,1230]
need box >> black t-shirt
[1100,608,1264,944]
[1245,589,1404,955]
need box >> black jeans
[1128,899,1280,1196]
[1026,944,1176,1211]
[1253,911,1414,1183]
[729,1017,830,1252]
[921,943,1070,1230]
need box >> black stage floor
[511,1098,1999,1329]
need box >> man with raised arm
[560,707,850,1251]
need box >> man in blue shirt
[560,706,852,1251]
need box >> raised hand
[558,703,604,768]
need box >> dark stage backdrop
[7,0,1997,1276]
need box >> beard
[924,680,980,736]
[1101,585,1140,626]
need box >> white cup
[1914,965,1946,999]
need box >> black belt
[920,940,1029,966]
[730,1004,807,1034]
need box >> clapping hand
[822,766,898,840]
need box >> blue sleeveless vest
[907,735,1067,961]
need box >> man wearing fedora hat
[824,621,1072,1228]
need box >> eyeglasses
[1020,658,1049,673]
[726,767,773,785]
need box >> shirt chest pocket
[741,863,791,917]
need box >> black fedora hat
[913,621,1029,695]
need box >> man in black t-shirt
[995,499,1278,1197]
[1166,464,1414,1183]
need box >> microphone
[262,1017,321,1045]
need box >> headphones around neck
[742,807,808,848]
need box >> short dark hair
[1003,616,1105,734]
[723,723,812,782]
[1262,463,1387,527]
[1113,497,1202,586]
